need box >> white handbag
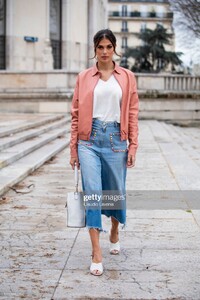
[65,164,85,228]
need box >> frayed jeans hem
[87,226,107,233]
[121,223,126,230]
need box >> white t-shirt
[92,75,122,122]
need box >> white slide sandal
[110,240,120,255]
[90,261,103,276]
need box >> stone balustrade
[164,75,200,91]
[135,73,200,92]
[0,70,200,93]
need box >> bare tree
[169,0,200,38]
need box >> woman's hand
[126,155,135,168]
[70,157,80,170]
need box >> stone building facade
[108,0,174,66]
[0,0,107,72]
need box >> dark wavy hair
[93,29,121,58]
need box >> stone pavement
[0,120,200,299]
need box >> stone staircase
[0,114,71,196]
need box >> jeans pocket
[110,132,128,152]
[78,129,98,146]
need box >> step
[0,114,66,138]
[0,133,70,197]
[0,126,70,169]
[0,87,73,99]
[0,116,71,151]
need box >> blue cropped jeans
[78,118,128,231]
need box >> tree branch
[169,0,200,37]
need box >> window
[156,6,164,18]
[122,5,127,17]
[141,23,147,45]
[141,23,147,32]
[140,5,148,18]
[50,0,62,69]
[122,20,128,32]
[0,0,6,69]
[122,36,128,49]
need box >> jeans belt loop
[102,122,107,132]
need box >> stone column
[43,0,53,70]
[62,0,68,69]
[5,0,14,70]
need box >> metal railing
[121,28,129,32]
[109,11,173,18]
[108,0,169,3]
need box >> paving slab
[0,269,61,299]
[54,269,200,300]
[147,120,200,190]
[0,118,200,299]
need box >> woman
[69,29,139,276]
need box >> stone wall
[0,71,199,120]
[5,0,108,72]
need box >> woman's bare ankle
[110,227,119,243]
[92,248,102,263]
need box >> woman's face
[95,38,114,64]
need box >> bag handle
[74,163,79,192]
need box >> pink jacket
[70,62,139,158]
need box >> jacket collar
[92,61,121,76]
